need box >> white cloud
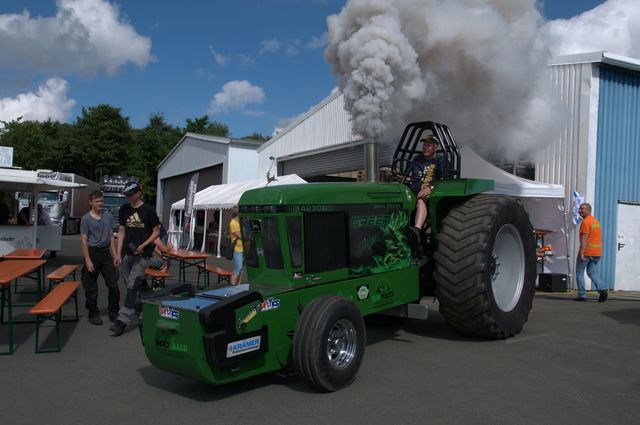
[259,34,326,57]
[543,0,640,57]
[0,78,75,124]
[0,0,154,77]
[209,80,266,114]
[209,46,228,66]
[305,33,328,49]
[259,39,282,55]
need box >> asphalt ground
[1,235,639,425]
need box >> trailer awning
[0,168,87,191]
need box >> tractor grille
[304,212,348,273]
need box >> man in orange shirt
[575,203,608,302]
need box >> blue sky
[0,1,614,138]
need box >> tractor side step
[377,303,429,320]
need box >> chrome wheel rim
[491,224,525,312]
[326,319,357,369]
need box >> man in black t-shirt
[109,181,160,336]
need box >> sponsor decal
[372,284,394,305]
[155,339,188,352]
[259,298,281,311]
[227,335,261,358]
[357,285,370,300]
[159,305,180,320]
[351,215,390,228]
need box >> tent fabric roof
[0,168,88,192]
[171,174,307,210]
[460,147,564,198]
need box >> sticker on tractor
[155,339,188,353]
[372,284,394,306]
[227,336,262,358]
[357,285,370,300]
[259,298,280,311]
[159,305,180,320]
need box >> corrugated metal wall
[158,135,229,181]
[594,66,640,288]
[258,92,359,177]
[536,62,597,285]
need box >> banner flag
[181,172,199,248]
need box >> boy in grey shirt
[80,190,119,325]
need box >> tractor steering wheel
[391,158,424,184]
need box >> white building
[155,133,260,225]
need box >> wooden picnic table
[165,249,210,282]
[3,248,47,260]
[0,259,47,355]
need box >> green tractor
[140,121,537,392]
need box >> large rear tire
[433,195,536,339]
[293,295,365,392]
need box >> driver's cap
[420,135,439,145]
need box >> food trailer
[0,167,87,256]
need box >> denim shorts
[233,251,244,275]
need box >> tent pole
[217,209,223,258]
[177,210,183,248]
[200,209,208,252]
[31,190,38,249]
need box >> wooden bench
[29,281,80,353]
[145,268,171,290]
[46,264,80,292]
[196,264,233,288]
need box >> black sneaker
[598,290,608,303]
[109,311,119,323]
[109,320,126,336]
[88,315,103,325]
[573,296,587,302]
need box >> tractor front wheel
[433,195,536,339]
[293,295,365,392]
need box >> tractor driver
[411,135,443,231]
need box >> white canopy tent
[0,168,87,253]
[461,147,569,276]
[170,174,306,253]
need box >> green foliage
[132,113,182,203]
[184,114,229,137]
[0,118,75,171]
[73,104,133,181]
[0,105,262,205]
[241,132,270,142]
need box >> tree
[131,113,182,203]
[0,118,74,171]
[184,114,229,137]
[74,104,133,181]
[241,132,270,142]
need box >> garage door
[160,165,222,226]
[280,142,396,178]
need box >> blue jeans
[575,256,605,297]
[232,251,244,276]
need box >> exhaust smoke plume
[326,0,639,160]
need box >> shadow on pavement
[137,364,319,399]
[601,307,640,327]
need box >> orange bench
[29,281,80,353]
[145,268,171,290]
[46,264,80,292]
[196,264,233,288]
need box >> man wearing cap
[411,135,443,230]
[109,181,160,336]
